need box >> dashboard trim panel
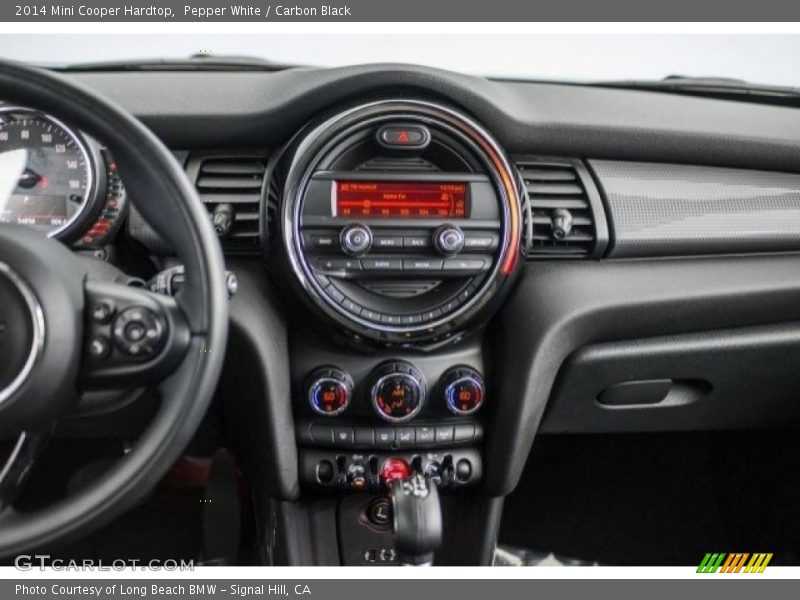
[591,159,800,258]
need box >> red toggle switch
[379,457,411,486]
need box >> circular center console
[280,100,521,343]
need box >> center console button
[434,425,454,443]
[377,125,430,149]
[334,427,355,447]
[402,258,443,271]
[340,223,373,256]
[420,307,443,322]
[415,426,435,444]
[354,427,375,446]
[463,235,496,250]
[373,235,404,249]
[395,427,415,447]
[315,257,362,271]
[443,258,487,271]
[434,224,465,256]
[403,236,430,249]
[363,258,403,271]
[305,233,338,250]
[375,428,396,448]
[361,308,382,322]
[454,423,476,442]
[342,298,363,315]
[326,284,346,304]
[310,424,334,445]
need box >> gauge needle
[18,167,44,190]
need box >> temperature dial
[307,367,353,416]
[441,367,485,415]
[370,361,426,422]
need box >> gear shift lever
[390,473,442,565]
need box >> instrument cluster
[0,106,127,248]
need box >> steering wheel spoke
[81,279,191,390]
[0,432,49,516]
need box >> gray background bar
[2,0,800,22]
[3,579,798,600]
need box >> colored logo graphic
[697,553,773,573]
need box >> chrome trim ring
[308,376,351,417]
[281,99,522,344]
[371,371,426,423]
[444,375,485,416]
[0,261,45,406]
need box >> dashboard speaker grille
[191,154,267,255]
[514,157,605,258]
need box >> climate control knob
[433,224,465,256]
[340,223,373,256]
[307,367,353,416]
[370,361,426,422]
[441,367,485,415]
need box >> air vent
[265,169,282,249]
[192,155,267,254]
[515,158,605,258]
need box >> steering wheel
[0,60,229,555]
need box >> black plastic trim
[486,254,800,496]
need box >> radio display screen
[334,181,469,218]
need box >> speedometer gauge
[0,108,94,236]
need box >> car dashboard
[5,63,800,566]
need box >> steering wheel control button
[434,225,465,256]
[307,367,353,416]
[370,361,426,422]
[91,301,114,324]
[112,307,166,358]
[442,367,486,415]
[340,223,373,256]
[87,335,111,359]
[376,125,431,150]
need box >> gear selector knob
[390,473,442,565]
